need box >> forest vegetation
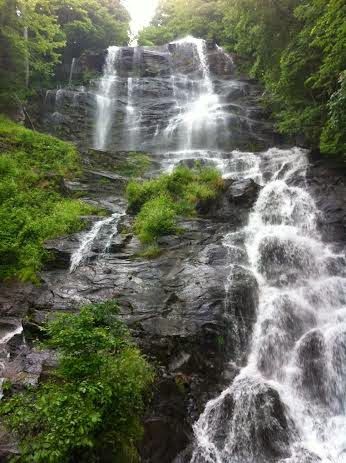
[139,0,346,157]
[0,117,96,282]
[0,301,154,463]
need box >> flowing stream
[94,46,120,150]
[191,147,346,463]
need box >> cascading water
[70,212,124,272]
[124,47,143,149]
[94,46,120,151]
[41,37,345,462]
[163,36,222,153]
[68,57,77,87]
[191,147,346,463]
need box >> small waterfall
[0,323,23,399]
[68,58,77,86]
[125,77,142,150]
[124,47,142,150]
[94,46,120,151]
[163,37,223,153]
[191,147,346,463]
[70,212,123,272]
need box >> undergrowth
[0,301,154,463]
[0,116,96,282]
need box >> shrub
[126,176,169,213]
[0,116,96,282]
[126,164,223,245]
[134,196,177,243]
[0,301,154,463]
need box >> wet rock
[140,378,190,463]
[305,155,346,245]
[197,178,260,222]
[258,235,318,285]
[191,378,293,463]
[296,330,328,404]
[223,265,258,361]
[257,295,316,377]
[44,235,80,269]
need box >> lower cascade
[191,148,346,463]
[10,36,345,462]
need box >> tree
[52,0,130,63]
[139,0,346,157]
[138,0,223,46]
[0,0,64,104]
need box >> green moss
[116,152,152,178]
[0,116,96,282]
[127,164,224,245]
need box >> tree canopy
[139,0,346,157]
[0,0,130,108]
[1,301,154,462]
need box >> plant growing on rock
[0,117,97,282]
[0,301,154,463]
[126,164,224,244]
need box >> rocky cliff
[1,38,345,462]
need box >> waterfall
[191,147,346,463]
[70,212,124,272]
[94,46,120,151]
[124,47,142,150]
[39,36,346,461]
[0,323,23,399]
[163,36,223,153]
[68,57,77,86]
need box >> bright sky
[122,0,159,43]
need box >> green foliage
[127,165,223,244]
[116,153,152,178]
[136,244,162,259]
[320,72,346,156]
[220,0,346,155]
[0,301,154,463]
[0,0,65,106]
[0,116,95,282]
[138,0,223,46]
[0,0,129,108]
[134,196,177,243]
[52,0,130,63]
[141,0,346,157]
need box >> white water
[70,212,123,272]
[68,58,77,87]
[191,147,346,463]
[163,37,225,152]
[94,46,120,151]
[125,77,142,149]
[0,323,23,399]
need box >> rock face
[1,38,345,463]
[38,42,277,153]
